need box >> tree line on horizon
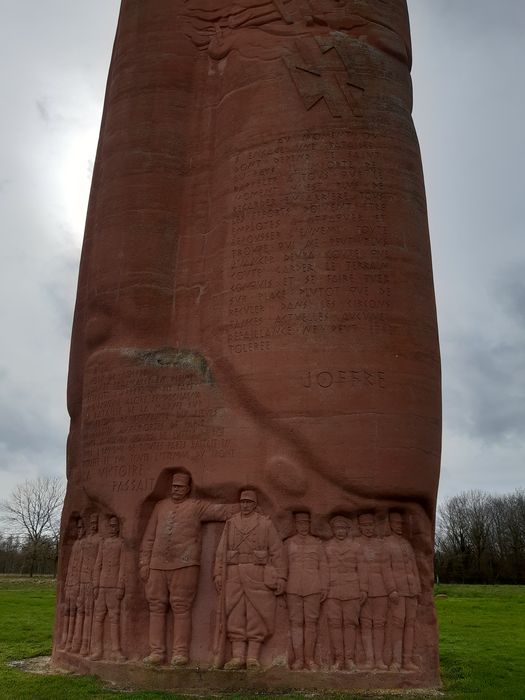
[0,477,523,584]
[435,489,525,584]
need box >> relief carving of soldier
[385,511,421,671]
[214,489,286,670]
[71,513,101,655]
[324,515,366,671]
[90,515,126,662]
[180,0,411,67]
[284,511,327,671]
[181,0,297,60]
[59,517,84,651]
[139,469,236,666]
[356,512,398,671]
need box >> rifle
[272,0,293,24]
[213,520,229,668]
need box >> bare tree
[436,489,525,584]
[0,476,64,577]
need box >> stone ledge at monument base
[53,650,440,693]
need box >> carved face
[333,524,348,540]
[171,479,190,502]
[389,512,404,536]
[240,498,256,516]
[89,513,99,534]
[359,516,376,538]
[295,515,310,536]
[109,516,120,537]
[77,519,85,539]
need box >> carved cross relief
[284,34,364,118]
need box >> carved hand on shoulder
[389,591,400,604]
[214,575,222,593]
[275,578,286,596]
[139,565,150,583]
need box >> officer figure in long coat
[90,515,126,662]
[140,469,236,666]
[324,515,366,670]
[60,517,85,651]
[385,511,421,671]
[357,512,398,671]
[214,490,286,670]
[72,512,101,655]
[285,512,328,670]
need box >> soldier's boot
[373,627,388,670]
[80,611,92,656]
[389,623,403,672]
[402,621,418,670]
[110,617,125,662]
[343,625,357,670]
[143,611,166,665]
[328,623,344,671]
[89,618,104,660]
[59,611,69,649]
[304,624,318,671]
[360,626,374,670]
[246,641,262,669]
[65,611,76,650]
[224,642,246,670]
[171,613,191,666]
[70,612,84,654]
[290,626,304,670]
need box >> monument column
[55,0,441,691]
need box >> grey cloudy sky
[0,1,523,503]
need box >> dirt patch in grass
[8,656,69,676]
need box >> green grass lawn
[0,577,523,699]
[433,584,525,699]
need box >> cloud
[407,1,525,501]
[497,263,525,327]
[0,0,120,498]
[0,0,523,509]
[446,336,525,443]
[42,240,80,338]
[36,99,51,123]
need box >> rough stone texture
[53,0,441,691]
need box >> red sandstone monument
[53,0,441,691]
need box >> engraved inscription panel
[222,127,394,355]
[80,354,234,500]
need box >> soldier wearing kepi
[357,512,398,671]
[59,517,85,651]
[90,515,126,662]
[72,512,101,655]
[285,512,328,671]
[214,490,286,670]
[324,516,366,671]
[139,469,236,666]
[385,511,421,671]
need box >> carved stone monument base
[53,650,440,693]
[55,0,442,690]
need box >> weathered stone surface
[54,0,441,690]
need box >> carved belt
[227,549,268,565]
[227,552,256,564]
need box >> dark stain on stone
[122,347,212,383]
